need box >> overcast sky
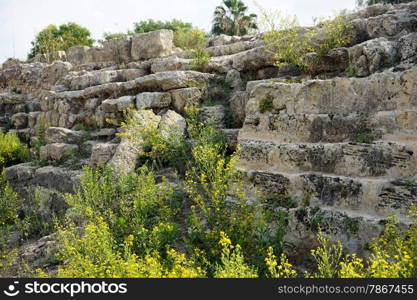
[0,0,357,63]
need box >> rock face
[136,92,171,109]
[131,30,174,60]
[238,67,417,261]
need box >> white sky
[0,0,357,63]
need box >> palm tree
[211,0,258,36]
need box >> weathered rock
[136,92,171,109]
[158,110,186,139]
[366,7,417,39]
[56,71,212,100]
[11,112,28,129]
[28,112,40,128]
[150,57,190,73]
[39,143,78,162]
[131,30,174,60]
[305,48,349,74]
[101,96,135,113]
[169,87,202,113]
[225,69,243,90]
[45,127,85,144]
[33,166,81,194]
[67,69,146,90]
[222,129,239,151]
[90,143,118,166]
[109,110,161,175]
[229,91,249,127]
[399,32,417,63]
[102,36,132,63]
[67,46,90,65]
[200,105,227,128]
[349,37,397,77]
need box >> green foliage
[309,208,417,278]
[49,107,289,278]
[262,194,298,209]
[57,218,205,278]
[309,231,343,278]
[262,9,352,70]
[259,95,274,114]
[354,132,375,144]
[190,49,211,71]
[64,165,180,256]
[0,131,29,169]
[32,115,49,161]
[0,170,21,227]
[214,232,258,278]
[101,32,128,42]
[174,29,208,50]
[212,0,258,36]
[311,16,353,56]
[120,109,191,173]
[132,19,193,34]
[28,23,94,59]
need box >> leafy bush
[57,218,205,278]
[190,49,211,71]
[174,29,208,50]
[259,96,274,114]
[120,109,191,173]
[262,8,352,70]
[311,16,353,56]
[32,115,49,161]
[214,232,258,278]
[307,208,417,278]
[132,19,193,34]
[0,131,29,169]
[28,23,94,59]
[0,170,21,227]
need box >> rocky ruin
[1,2,417,268]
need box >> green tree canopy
[131,19,193,34]
[28,22,94,59]
[211,0,258,36]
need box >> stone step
[0,93,27,105]
[65,68,148,91]
[244,67,417,116]
[5,163,81,195]
[239,139,417,178]
[284,206,386,264]
[240,110,417,143]
[243,167,417,219]
[55,71,213,100]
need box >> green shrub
[28,23,94,59]
[120,109,191,173]
[0,170,21,227]
[132,19,193,34]
[354,132,375,144]
[261,8,352,70]
[32,115,49,161]
[259,96,274,114]
[0,131,29,169]
[190,49,211,71]
[174,29,208,50]
[311,16,353,56]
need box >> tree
[131,19,193,34]
[28,22,94,59]
[357,0,414,6]
[211,0,258,36]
